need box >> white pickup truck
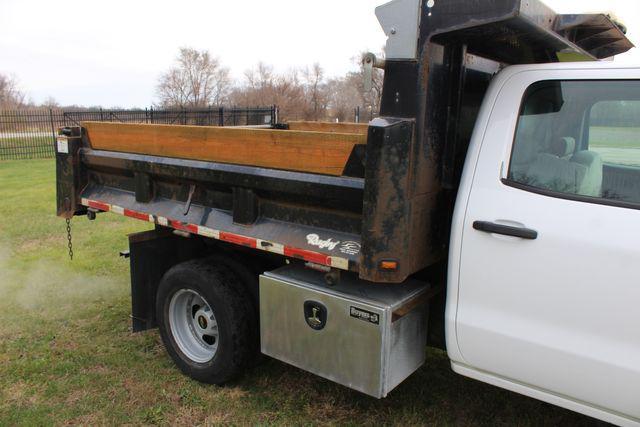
[446,61,640,426]
[55,0,640,425]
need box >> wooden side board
[83,122,367,176]
[286,121,369,135]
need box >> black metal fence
[282,106,378,124]
[0,106,277,160]
[353,106,378,123]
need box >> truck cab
[448,62,640,425]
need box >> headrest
[550,137,576,158]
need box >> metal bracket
[375,0,422,60]
[363,53,386,92]
[183,184,196,215]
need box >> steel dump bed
[57,121,368,272]
[56,0,632,283]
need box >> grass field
[590,126,640,149]
[0,159,605,425]
[589,127,640,166]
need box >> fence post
[48,108,57,159]
[100,107,104,121]
[49,109,57,153]
[218,107,224,126]
[355,106,360,123]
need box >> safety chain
[66,218,74,260]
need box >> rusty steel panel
[360,118,418,283]
[55,127,85,219]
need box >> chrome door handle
[473,221,538,240]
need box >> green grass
[0,159,603,425]
[590,126,640,149]
[589,127,640,166]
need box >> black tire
[156,258,257,384]
[203,253,263,364]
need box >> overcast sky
[1,0,639,108]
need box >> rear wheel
[156,258,257,384]
[168,289,220,363]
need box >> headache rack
[56,0,632,283]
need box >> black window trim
[504,78,640,212]
[502,178,640,211]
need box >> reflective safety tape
[125,209,154,223]
[79,198,351,271]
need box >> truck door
[453,69,640,421]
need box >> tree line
[156,47,383,122]
[0,74,27,109]
[591,100,640,128]
[7,47,640,127]
[2,47,383,123]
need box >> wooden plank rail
[286,121,369,135]
[83,122,367,176]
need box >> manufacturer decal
[304,301,327,330]
[350,306,379,325]
[339,241,361,255]
[56,138,69,154]
[306,233,340,251]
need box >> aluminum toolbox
[259,265,429,398]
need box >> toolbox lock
[303,301,327,330]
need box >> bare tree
[302,63,328,121]
[325,77,360,122]
[157,48,231,108]
[42,96,59,108]
[231,58,383,123]
[323,53,384,122]
[0,73,26,109]
[230,62,307,121]
[240,62,276,105]
[342,67,383,120]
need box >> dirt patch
[1,381,42,406]
[64,389,88,405]
[50,338,80,352]
[203,410,233,425]
[63,411,105,426]
[216,386,248,401]
[304,401,360,424]
[80,364,111,375]
[17,235,62,254]
[166,405,208,425]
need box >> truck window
[507,80,640,207]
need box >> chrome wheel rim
[168,289,219,363]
